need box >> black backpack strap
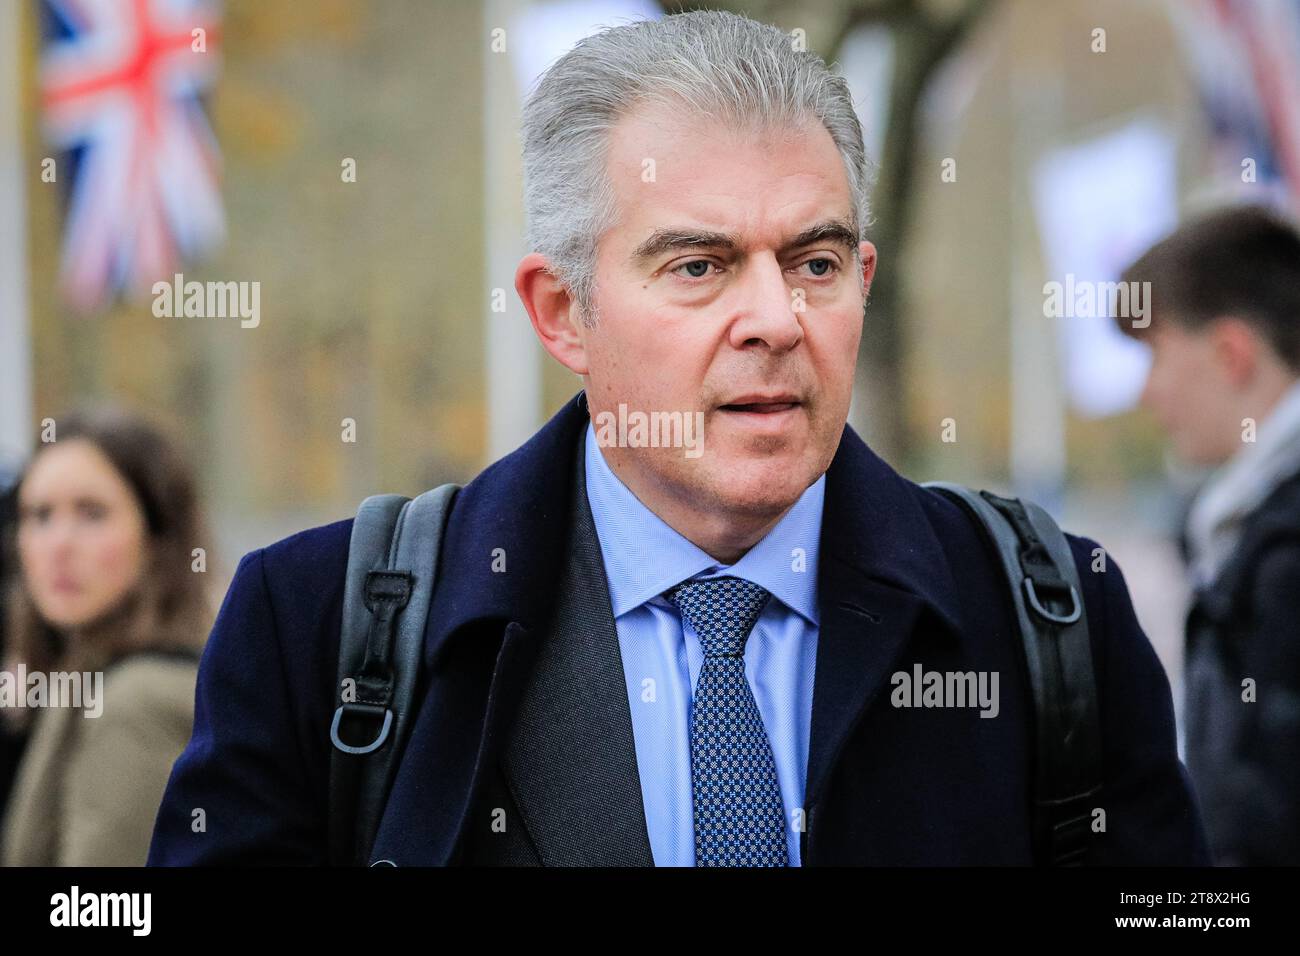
[328,482,460,866]
[924,482,1103,866]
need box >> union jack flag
[1170,0,1300,212]
[40,0,224,313]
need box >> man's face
[578,104,876,524]
[1139,317,1242,466]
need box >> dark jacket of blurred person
[1119,204,1300,865]
[0,470,26,822]
[0,409,209,866]
[1184,464,1300,865]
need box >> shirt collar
[583,421,823,625]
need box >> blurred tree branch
[661,0,996,465]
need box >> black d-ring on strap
[981,490,1081,625]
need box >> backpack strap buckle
[330,702,394,755]
[1023,576,1082,625]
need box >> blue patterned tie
[665,575,790,867]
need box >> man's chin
[696,455,814,514]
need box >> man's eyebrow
[785,219,860,254]
[630,228,738,263]
[629,218,860,263]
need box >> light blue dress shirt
[583,421,823,866]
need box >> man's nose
[728,253,804,353]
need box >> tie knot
[665,576,772,657]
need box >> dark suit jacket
[1184,467,1300,865]
[148,390,1209,865]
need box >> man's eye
[800,258,840,278]
[671,259,716,280]
[669,257,840,281]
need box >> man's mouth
[718,394,803,414]
[719,402,799,413]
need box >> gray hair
[520,9,874,325]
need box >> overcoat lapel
[500,431,654,864]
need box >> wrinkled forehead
[601,101,855,255]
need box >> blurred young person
[1118,204,1300,865]
[0,408,211,866]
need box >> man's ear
[858,240,878,298]
[1210,315,1262,387]
[515,252,590,375]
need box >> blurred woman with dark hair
[0,408,212,866]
